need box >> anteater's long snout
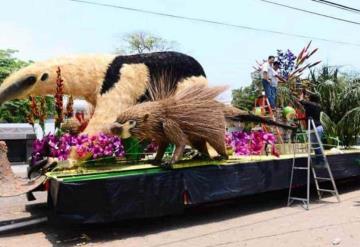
[0,75,37,104]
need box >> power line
[258,0,360,25]
[311,0,360,15]
[68,0,360,47]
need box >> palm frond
[276,85,299,107]
[320,112,337,137]
[339,81,360,108]
[337,106,360,146]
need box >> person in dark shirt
[300,93,324,165]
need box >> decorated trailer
[0,49,360,224]
[46,150,360,223]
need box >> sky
[1,0,360,101]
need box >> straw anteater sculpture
[0,51,207,134]
[109,78,295,168]
[0,51,293,137]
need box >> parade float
[0,46,359,223]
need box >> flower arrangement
[27,95,47,133]
[277,49,296,80]
[226,131,279,157]
[253,41,320,84]
[285,41,321,82]
[54,66,64,129]
[31,133,125,165]
[144,141,159,153]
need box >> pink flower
[31,132,125,164]
[226,131,279,157]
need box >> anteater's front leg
[152,142,168,165]
[170,144,186,164]
[160,144,186,169]
[161,119,188,169]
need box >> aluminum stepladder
[287,118,340,210]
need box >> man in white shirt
[261,55,276,108]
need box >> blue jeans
[310,125,324,164]
[270,86,277,108]
[262,79,276,108]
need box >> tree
[116,31,178,54]
[0,49,31,82]
[231,80,259,111]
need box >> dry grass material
[114,82,229,165]
[0,142,45,197]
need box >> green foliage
[276,85,300,108]
[0,96,55,123]
[0,99,30,123]
[43,95,55,118]
[116,31,178,54]
[309,65,339,85]
[231,79,259,111]
[312,66,360,147]
[0,49,31,82]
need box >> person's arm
[300,100,318,108]
[275,74,286,83]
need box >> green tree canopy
[0,49,31,82]
[116,31,178,54]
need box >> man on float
[261,56,276,108]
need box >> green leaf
[320,112,337,137]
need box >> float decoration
[226,131,279,157]
[31,133,125,166]
[0,141,45,197]
[27,96,47,133]
[54,66,64,130]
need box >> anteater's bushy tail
[161,84,227,140]
[150,75,295,130]
[174,83,228,103]
[174,84,296,130]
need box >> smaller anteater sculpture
[110,83,228,167]
[108,78,295,168]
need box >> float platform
[47,150,360,223]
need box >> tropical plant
[276,42,320,107]
[310,66,360,147]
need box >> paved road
[0,170,360,247]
